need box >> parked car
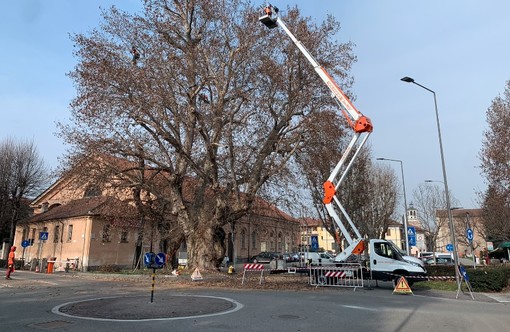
[301,252,334,265]
[251,252,281,263]
[424,257,454,265]
[282,253,299,262]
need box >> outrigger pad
[259,15,278,29]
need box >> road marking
[52,295,244,322]
[341,305,378,311]
[482,293,510,303]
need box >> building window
[102,224,112,242]
[120,230,128,243]
[84,185,101,197]
[67,225,73,242]
[54,225,60,243]
[241,229,246,249]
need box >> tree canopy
[480,80,510,242]
[59,0,357,269]
[0,138,47,257]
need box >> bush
[465,266,510,292]
[425,264,510,292]
[426,265,456,277]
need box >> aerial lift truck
[259,5,427,284]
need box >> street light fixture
[401,76,461,290]
[376,157,410,255]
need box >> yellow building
[13,160,301,271]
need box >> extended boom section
[259,5,373,261]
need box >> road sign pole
[150,267,156,303]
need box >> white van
[301,252,334,265]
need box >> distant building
[435,208,485,259]
[299,218,337,253]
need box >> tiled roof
[21,196,132,223]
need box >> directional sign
[407,226,416,246]
[144,252,155,266]
[21,239,30,248]
[459,265,469,281]
[446,243,454,252]
[408,234,416,246]
[155,252,166,267]
[466,228,474,242]
[310,235,319,251]
[39,232,49,241]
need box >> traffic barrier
[241,263,265,285]
[309,263,363,289]
[381,271,453,281]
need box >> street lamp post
[401,76,461,290]
[376,158,410,255]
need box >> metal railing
[309,263,364,289]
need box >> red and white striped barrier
[309,263,364,289]
[324,271,346,278]
[242,263,265,285]
[243,263,264,270]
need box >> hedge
[426,264,510,292]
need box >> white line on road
[341,305,378,311]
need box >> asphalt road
[1,269,509,332]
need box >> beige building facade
[14,170,301,271]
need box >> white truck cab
[368,239,427,284]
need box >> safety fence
[309,263,364,289]
[380,271,455,281]
[241,263,265,285]
[241,263,455,288]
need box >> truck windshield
[387,242,405,261]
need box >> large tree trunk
[187,224,226,271]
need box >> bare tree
[0,138,48,258]
[58,1,356,270]
[295,108,398,247]
[412,182,460,253]
[362,163,398,240]
[479,80,510,242]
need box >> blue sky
[1,1,509,210]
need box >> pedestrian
[6,246,16,280]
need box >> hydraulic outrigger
[259,5,373,262]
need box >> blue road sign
[466,228,474,242]
[144,252,155,266]
[407,226,416,246]
[408,235,416,246]
[155,252,166,266]
[459,265,469,281]
[39,232,49,241]
[21,240,30,248]
[310,235,319,250]
[446,244,454,252]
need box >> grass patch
[413,280,458,291]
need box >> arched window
[241,229,246,249]
[102,224,112,242]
